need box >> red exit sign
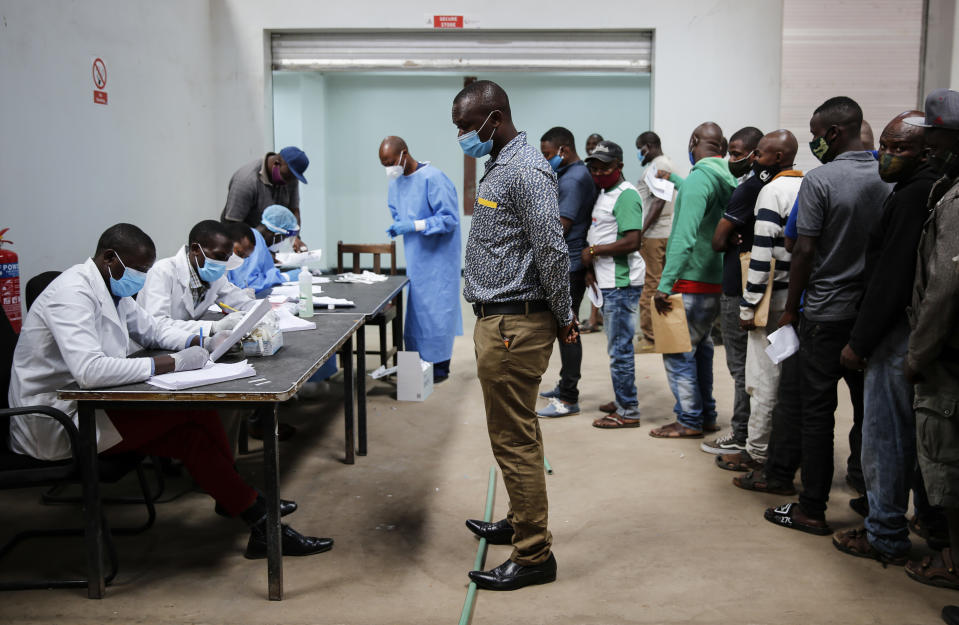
[433,15,463,28]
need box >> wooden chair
[336,241,401,366]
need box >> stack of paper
[148,360,256,390]
[275,307,317,332]
[270,284,323,299]
[335,271,388,284]
[314,296,354,307]
[282,276,330,285]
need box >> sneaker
[700,432,746,455]
[537,398,580,418]
[539,386,561,399]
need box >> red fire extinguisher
[0,228,22,334]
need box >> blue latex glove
[386,221,415,238]
[282,268,301,282]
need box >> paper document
[650,294,692,353]
[335,271,388,284]
[147,360,256,390]
[739,253,776,327]
[274,250,323,268]
[270,284,323,299]
[586,284,603,309]
[275,307,317,332]
[644,166,676,202]
[765,325,800,364]
[314,296,355,307]
[282,276,329,285]
[209,298,272,361]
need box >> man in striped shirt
[717,130,802,471]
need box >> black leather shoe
[465,518,514,545]
[244,523,333,559]
[216,498,297,519]
[468,554,557,591]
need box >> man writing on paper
[221,146,310,252]
[139,219,260,455]
[227,204,302,295]
[452,80,577,591]
[650,122,737,439]
[716,130,802,472]
[379,135,462,384]
[7,224,332,559]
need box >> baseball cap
[904,89,959,130]
[279,146,309,184]
[584,140,624,163]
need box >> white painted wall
[0,0,217,298]
[211,0,785,219]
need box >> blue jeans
[863,321,914,557]
[663,293,720,430]
[601,286,642,418]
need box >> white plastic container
[297,266,313,318]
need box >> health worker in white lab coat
[7,223,333,559]
[379,136,462,382]
[139,220,257,334]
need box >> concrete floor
[0,297,954,625]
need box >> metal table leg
[393,292,403,368]
[262,403,283,601]
[342,336,355,465]
[357,324,367,456]
[78,402,104,599]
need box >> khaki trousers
[474,310,556,565]
[638,237,668,342]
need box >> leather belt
[473,300,549,318]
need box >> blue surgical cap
[261,204,300,235]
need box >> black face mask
[728,155,752,178]
[752,161,783,184]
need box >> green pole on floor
[544,457,553,475]
[458,467,496,625]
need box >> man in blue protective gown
[227,204,302,296]
[379,136,463,382]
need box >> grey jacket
[908,176,959,375]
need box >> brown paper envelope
[651,293,692,353]
[740,253,776,327]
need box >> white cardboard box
[396,351,433,401]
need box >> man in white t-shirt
[634,132,675,351]
[582,141,646,429]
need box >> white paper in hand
[644,165,676,202]
[765,324,800,364]
[586,284,603,309]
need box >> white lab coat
[138,247,256,332]
[8,258,193,461]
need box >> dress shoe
[465,518,514,545]
[244,522,333,559]
[216,498,297,519]
[469,554,557,591]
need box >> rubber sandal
[832,527,907,567]
[716,450,763,472]
[648,422,703,439]
[592,413,640,429]
[906,548,959,590]
[703,423,721,433]
[764,502,832,536]
[598,401,616,413]
[732,470,797,496]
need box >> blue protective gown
[388,163,463,363]
[227,228,286,295]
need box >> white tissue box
[396,351,433,401]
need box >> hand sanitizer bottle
[298,266,313,318]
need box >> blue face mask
[457,110,497,158]
[192,243,228,283]
[108,252,147,298]
[688,151,696,166]
[547,152,563,172]
[637,149,645,163]
[870,150,879,161]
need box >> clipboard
[209,298,272,361]
[651,294,692,353]
[740,253,776,328]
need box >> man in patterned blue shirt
[452,80,577,591]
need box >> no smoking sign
[92,58,108,105]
